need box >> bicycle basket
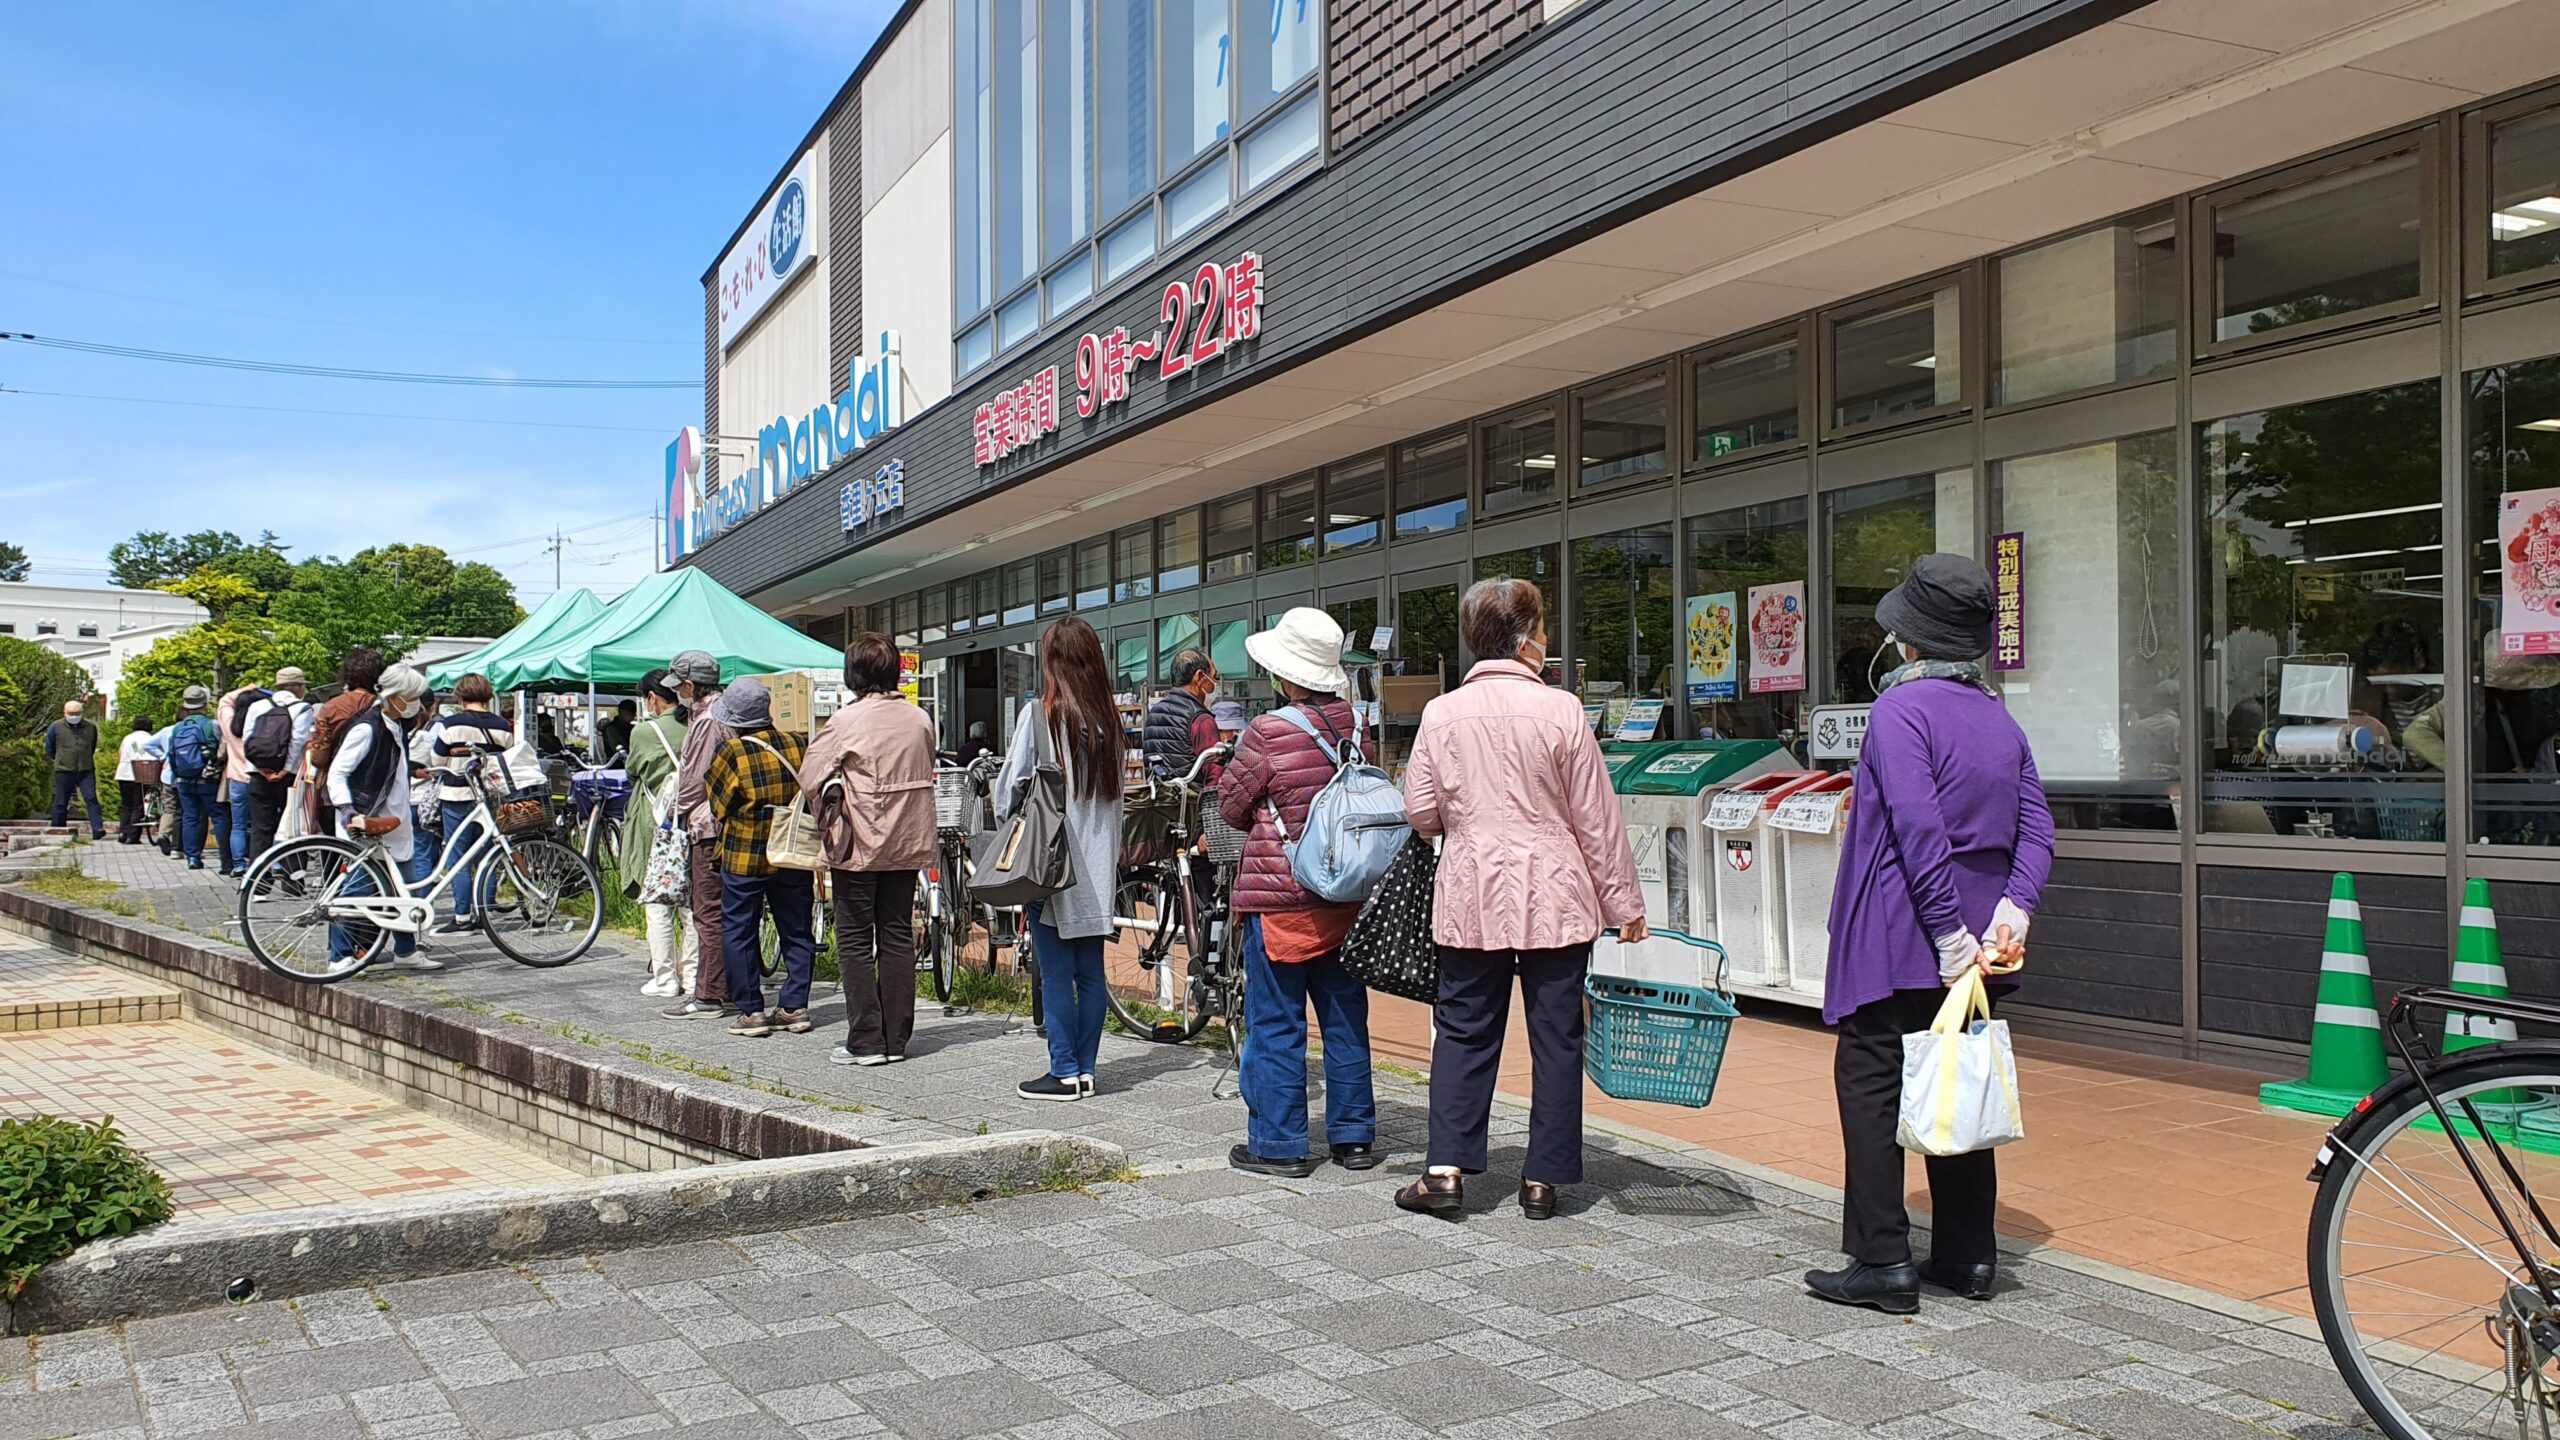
[933,768,974,832]
[1198,787,1248,866]
[1120,784,1191,870]
[490,786,552,837]
[571,771,633,824]
[1585,933,1738,1109]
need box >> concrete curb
[5,1131,1126,1335]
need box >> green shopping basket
[1585,928,1738,1109]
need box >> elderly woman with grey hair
[326,663,444,971]
[1395,578,1645,1222]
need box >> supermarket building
[676,0,2560,1063]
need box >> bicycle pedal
[1148,1021,1186,1041]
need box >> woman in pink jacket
[1396,578,1646,1221]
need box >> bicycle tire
[476,837,604,968]
[237,836,393,984]
[2309,1043,2560,1440]
[1106,870,1211,1043]
[928,870,960,1003]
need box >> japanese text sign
[840,459,906,533]
[1992,531,2026,672]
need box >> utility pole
[543,527,566,592]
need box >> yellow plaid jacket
[705,726,806,876]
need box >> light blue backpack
[1267,706,1411,904]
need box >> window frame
[2465,85,2560,302]
[1820,270,1973,441]
[1683,323,1809,474]
[1203,488,1258,581]
[1569,360,1674,497]
[2190,127,2443,362]
[1477,398,1564,521]
[1985,204,2183,414]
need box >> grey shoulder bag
[968,704,1074,906]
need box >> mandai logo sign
[768,178,806,279]
[717,152,820,352]
[666,331,906,566]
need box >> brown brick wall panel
[701,280,720,490]
[828,94,864,396]
[1327,0,1545,154]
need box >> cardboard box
[1378,674,1444,718]
[752,670,816,735]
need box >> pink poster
[1746,582,1807,694]
[2500,487,2560,656]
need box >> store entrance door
[955,650,999,757]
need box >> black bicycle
[1106,744,1241,1046]
[2306,986,2560,1438]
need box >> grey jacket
[994,701,1122,940]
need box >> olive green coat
[619,711,689,898]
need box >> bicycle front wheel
[2310,1045,2560,1440]
[238,836,393,984]
[475,837,603,968]
[924,869,960,1003]
[1106,870,1208,1043]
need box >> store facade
[680,0,2560,1061]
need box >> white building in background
[0,584,210,713]
[397,637,493,676]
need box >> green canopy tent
[487,567,841,692]
[423,587,604,691]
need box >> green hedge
[0,1115,174,1297]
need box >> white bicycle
[236,767,602,983]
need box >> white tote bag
[1897,970,2025,1157]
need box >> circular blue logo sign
[768,179,807,277]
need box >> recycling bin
[1705,770,1828,995]
[1765,772,1855,1006]
[1603,741,1792,986]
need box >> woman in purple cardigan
[1807,553,2055,1316]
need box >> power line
[1,333,690,389]
[1,387,672,436]
[0,270,691,347]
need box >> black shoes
[1394,1173,1464,1217]
[1329,1142,1379,1171]
[1228,1145,1319,1179]
[1017,1073,1081,1102]
[1518,1180,1558,1220]
[1804,1261,1920,1315]
[1919,1257,1997,1300]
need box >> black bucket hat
[1875,553,1997,661]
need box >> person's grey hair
[1459,577,1545,663]
[377,664,431,702]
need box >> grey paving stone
[1650,1237,1796,1284]
[1709,1283,1912,1339]
[2202,1355,2366,1420]
[488,1302,674,1364]
[122,1304,305,1360]
[915,1241,1083,1289]
[1291,1295,1475,1350]
[1135,1168,1284,1202]
[700,1270,890,1323]
[701,1326,902,1389]
[856,1368,1069,1439]
[790,1217,937,1257]
[1125,1258,1309,1313]
[2041,1388,2276,1439]
[1738,1356,1955,1427]
[594,1242,755,1288]
[928,1297,1121,1351]
[1536,1397,1765,1440]
[1477,1262,1650,1314]
[1341,1353,1564,1426]
[1303,1234,1461,1278]
[447,1369,660,1439]
[1923,1316,2117,1382]
[1083,1326,1292,1395]
[187,1414,368,1440]
[1540,1318,1733,1379]
[1,1381,142,1440]
[1119,1397,1338,1439]
[1122,1212,1265,1256]
[378,1269,547,1319]
[237,1343,431,1406]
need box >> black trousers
[50,771,103,834]
[834,869,919,1057]
[117,780,147,842]
[1429,944,1589,1185]
[246,776,290,862]
[1836,986,1999,1268]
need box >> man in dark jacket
[44,700,105,838]
[1217,609,1378,1180]
[1142,649,1222,781]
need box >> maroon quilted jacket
[1217,699,1373,916]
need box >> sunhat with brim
[1244,608,1350,695]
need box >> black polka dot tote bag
[1338,837,1440,1003]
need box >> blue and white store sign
[716,151,818,351]
[665,330,908,565]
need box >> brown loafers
[1518,1180,1558,1220]
[1394,1173,1464,1217]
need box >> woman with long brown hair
[991,616,1126,1100]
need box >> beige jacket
[799,694,938,873]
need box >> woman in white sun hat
[1218,608,1380,1179]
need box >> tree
[270,557,415,665]
[421,562,523,637]
[0,542,28,583]
[203,532,294,598]
[161,569,267,626]
[113,620,327,728]
[108,530,259,590]
[0,638,100,819]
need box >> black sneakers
[1016,1073,1081,1102]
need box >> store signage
[1685,592,1738,703]
[1704,790,1763,830]
[972,250,1269,468]
[718,152,819,351]
[1992,530,2026,671]
[1808,704,1869,761]
[2498,487,2560,654]
[665,331,905,565]
[1615,699,1666,741]
[841,459,906,533]
[1771,789,1849,835]
[1746,582,1806,694]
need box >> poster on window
[1685,593,1739,703]
[1746,582,1807,694]
[2500,487,2560,656]
[1991,531,2026,672]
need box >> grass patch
[14,866,146,920]
[921,962,1034,1015]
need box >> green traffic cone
[2447,878,2517,1054]
[2261,872,2389,1118]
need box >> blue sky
[0,0,896,609]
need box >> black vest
[1142,689,1208,781]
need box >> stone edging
[4,1132,1126,1335]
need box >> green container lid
[1623,740,1789,795]
[1600,741,1675,789]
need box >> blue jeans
[1028,904,1106,1080]
[329,844,429,962]
[1240,915,1376,1159]
[176,781,220,865]
[720,868,815,1015]
[227,780,252,870]
[439,800,484,918]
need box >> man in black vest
[1143,649,1221,782]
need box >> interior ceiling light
[1523,456,1558,469]
[2522,418,2560,432]
[1908,354,1938,369]
[2282,501,2442,528]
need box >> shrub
[0,1115,175,1297]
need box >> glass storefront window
[1995,209,2178,404]
[1262,474,1317,569]
[921,587,950,644]
[955,0,992,322]
[1693,336,1800,462]
[975,572,1002,629]
[1992,434,2182,831]
[1113,623,1152,696]
[1074,537,1110,609]
[1003,561,1037,626]
[1324,455,1385,555]
[949,581,974,634]
[1832,286,1962,430]
[1687,499,1809,742]
[1826,470,1975,703]
[1571,527,1676,707]
[1158,509,1201,592]
[2208,144,2425,344]
[2468,355,2560,844]
[992,0,1039,298]
[1239,0,1317,117]
[1576,369,1669,491]
[1327,594,1380,660]
[1039,550,1070,614]
[1038,0,1091,266]
[1482,407,1558,517]
[1208,608,1251,694]
[1397,582,1461,688]
[1473,545,1563,678]
[1205,491,1256,580]
[2201,380,2443,839]
[1113,524,1153,602]
[1097,2,1154,218]
[893,593,921,647]
[1162,0,1229,175]
[1157,612,1203,682]
[2488,104,2560,283]
[1396,430,1468,537]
